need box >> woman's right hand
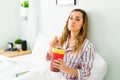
[46,36,59,61]
[48,36,59,53]
[49,36,59,48]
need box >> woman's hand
[46,36,59,61]
[53,58,78,76]
[48,36,59,53]
[49,36,59,48]
[53,58,68,72]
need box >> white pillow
[32,32,49,59]
[9,33,50,69]
[87,52,107,80]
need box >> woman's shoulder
[84,38,93,44]
[80,39,95,56]
[83,38,94,48]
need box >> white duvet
[0,33,107,80]
[0,54,67,80]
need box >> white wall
[20,0,39,49]
[39,0,120,80]
[0,0,20,48]
[0,0,120,80]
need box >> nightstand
[0,49,31,58]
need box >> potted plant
[20,0,29,20]
[14,39,22,49]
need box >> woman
[46,8,94,80]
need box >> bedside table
[0,49,31,58]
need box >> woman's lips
[70,25,75,27]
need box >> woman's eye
[76,18,80,21]
[69,17,80,21]
[69,17,73,20]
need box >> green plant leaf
[21,0,29,8]
[15,39,22,44]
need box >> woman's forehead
[70,11,83,18]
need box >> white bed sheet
[0,54,67,80]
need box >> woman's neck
[67,31,78,48]
[70,31,79,41]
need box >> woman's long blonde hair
[58,9,88,52]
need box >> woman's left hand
[53,58,78,76]
[53,58,68,72]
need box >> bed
[0,32,107,80]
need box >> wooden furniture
[0,48,31,58]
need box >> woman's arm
[46,47,52,61]
[77,43,94,80]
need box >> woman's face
[68,11,83,33]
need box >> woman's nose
[71,19,75,24]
